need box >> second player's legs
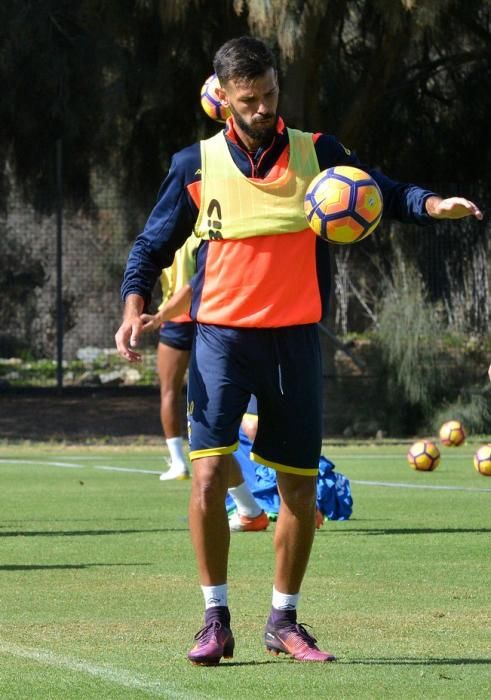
[228,454,247,488]
[157,341,190,480]
[157,342,190,438]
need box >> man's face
[217,67,279,146]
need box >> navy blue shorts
[244,395,257,416]
[187,323,322,475]
[159,320,195,352]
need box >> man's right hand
[115,294,145,362]
[115,317,143,362]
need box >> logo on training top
[207,199,223,239]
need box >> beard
[229,103,278,146]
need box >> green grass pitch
[1,441,490,699]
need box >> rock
[99,370,125,386]
[124,368,141,385]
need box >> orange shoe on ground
[229,510,269,532]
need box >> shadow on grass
[201,660,278,667]
[0,528,188,537]
[1,517,151,524]
[0,562,152,571]
[320,527,491,536]
[190,656,491,667]
[344,657,491,666]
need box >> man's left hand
[426,196,483,220]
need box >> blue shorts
[159,320,195,352]
[187,323,322,475]
[244,395,257,416]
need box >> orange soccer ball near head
[407,440,441,472]
[304,166,383,244]
[200,73,231,123]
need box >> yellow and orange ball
[439,419,467,447]
[200,73,230,123]
[407,440,441,472]
[473,444,491,476]
[304,166,383,244]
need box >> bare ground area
[0,389,170,443]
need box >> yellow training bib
[159,234,200,307]
[194,128,319,240]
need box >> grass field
[1,440,490,699]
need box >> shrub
[432,383,491,436]
[375,254,444,413]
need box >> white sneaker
[159,461,190,481]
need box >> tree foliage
[0,0,247,211]
[0,0,489,211]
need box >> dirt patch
[0,389,169,443]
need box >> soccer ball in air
[200,73,230,123]
[407,440,441,471]
[304,165,383,244]
[473,444,491,476]
[439,419,467,447]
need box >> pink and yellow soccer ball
[200,73,230,123]
[407,440,441,472]
[473,444,491,476]
[304,166,383,244]
[439,419,467,447]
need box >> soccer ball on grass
[438,419,467,447]
[304,166,383,244]
[473,444,491,476]
[407,440,441,472]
